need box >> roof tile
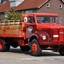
[0,0,63,12]
[0,1,10,12]
[15,0,48,11]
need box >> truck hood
[37,23,64,29]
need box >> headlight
[42,36,46,40]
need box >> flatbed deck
[0,21,24,38]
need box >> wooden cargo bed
[0,21,24,38]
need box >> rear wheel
[5,44,10,52]
[0,39,10,52]
[20,46,30,51]
[30,39,42,56]
[59,46,64,56]
[0,40,6,52]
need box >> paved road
[0,47,64,64]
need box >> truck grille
[59,29,64,42]
[53,29,59,42]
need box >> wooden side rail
[0,20,22,30]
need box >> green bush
[5,9,21,21]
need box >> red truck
[0,13,64,56]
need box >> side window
[36,16,45,23]
[44,16,50,23]
[28,16,34,23]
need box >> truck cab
[24,13,64,56]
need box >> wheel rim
[32,42,38,53]
[0,43,2,49]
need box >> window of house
[0,0,1,3]
[1,0,5,3]
[46,3,50,8]
[3,1,6,4]
[9,0,15,2]
[59,4,63,9]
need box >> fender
[29,34,38,42]
[29,31,50,42]
[34,31,50,45]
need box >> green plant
[5,9,21,21]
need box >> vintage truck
[0,13,64,56]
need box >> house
[0,0,24,20]
[0,0,10,20]
[15,0,64,23]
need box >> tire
[0,39,6,52]
[5,44,10,52]
[20,46,30,51]
[59,47,64,56]
[30,39,42,56]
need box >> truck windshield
[36,16,58,24]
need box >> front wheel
[30,39,42,56]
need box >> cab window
[28,16,34,23]
[36,16,58,24]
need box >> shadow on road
[9,48,61,56]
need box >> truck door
[25,16,36,38]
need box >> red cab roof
[27,13,58,16]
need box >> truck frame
[0,13,64,56]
